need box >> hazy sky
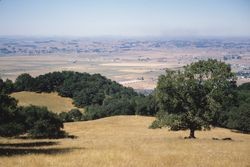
[0,0,249,37]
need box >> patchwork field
[0,116,249,167]
[11,91,83,113]
[1,46,249,90]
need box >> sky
[0,0,250,37]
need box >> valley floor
[0,116,249,167]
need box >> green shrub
[227,103,250,132]
[0,122,25,137]
[68,109,82,121]
[59,112,72,122]
[22,106,65,138]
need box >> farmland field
[1,38,250,90]
[0,116,249,167]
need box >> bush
[83,105,106,120]
[227,103,250,132]
[0,122,25,137]
[28,119,66,138]
[68,109,82,121]
[59,112,72,122]
[0,93,26,137]
[134,95,158,116]
[59,109,83,122]
[237,82,250,91]
[22,106,65,138]
[14,73,34,91]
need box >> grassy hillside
[0,116,249,167]
[11,91,83,113]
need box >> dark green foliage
[59,109,83,122]
[0,78,15,94]
[0,93,26,136]
[134,95,159,116]
[154,59,236,138]
[80,93,158,121]
[102,97,135,115]
[237,82,250,91]
[220,87,250,133]
[73,88,105,106]
[68,109,82,121]
[14,71,138,109]
[81,95,158,121]
[14,73,35,91]
[28,119,65,138]
[59,112,72,122]
[82,105,106,120]
[0,122,25,137]
[22,106,65,138]
[83,97,136,120]
[12,71,157,120]
[0,89,66,138]
[227,103,250,132]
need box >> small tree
[0,93,26,137]
[14,73,34,91]
[59,112,72,122]
[23,106,65,138]
[153,59,236,138]
[227,103,250,132]
[68,109,82,121]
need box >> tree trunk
[189,129,196,139]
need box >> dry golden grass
[0,116,249,167]
[11,91,83,113]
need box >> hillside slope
[0,116,249,167]
[11,91,83,113]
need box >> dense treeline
[5,71,159,121]
[1,68,249,138]
[83,95,158,120]
[14,72,137,106]
[221,83,250,132]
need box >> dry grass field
[11,91,83,113]
[0,116,249,167]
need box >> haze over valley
[1,37,250,91]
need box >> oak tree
[154,59,236,138]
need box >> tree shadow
[231,130,250,134]
[15,134,78,139]
[0,141,84,156]
[0,141,59,147]
[0,147,84,156]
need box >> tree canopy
[1,81,65,138]
[153,59,236,138]
[12,71,158,120]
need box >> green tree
[22,106,65,138]
[59,112,72,122]
[237,82,250,91]
[227,103,250,132]
[0,93,26,136]
[153,59,236,138]
[68,109,82,121]
[0,78,15,94]
[134,95,159,116]
[14,73,34,91]
[224,85,250,132]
